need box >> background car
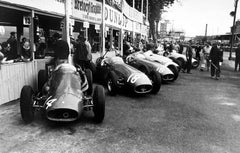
[126,53,175,83]
[141,50,180,81]
[95,53,161,95]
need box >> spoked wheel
[20,86,35,123]
[85,69,93,95]
[149,71,162,94]
[107,71,118,96]
[93,85,105,123]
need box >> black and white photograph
[0,0,240,152]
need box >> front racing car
[20,63,105,123]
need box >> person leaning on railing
[0,42,14,64]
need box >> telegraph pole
[229,0,239,60]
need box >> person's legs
[210,63,215,78]
[186,58,192,73]
[235,59,238,71]
[215,62,220,79]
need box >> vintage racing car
[140,50,180,81]
[156,47,199,69]
[20,63,105,123]
[95,52,161,95]
[126,53,175,83]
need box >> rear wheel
[85,69,93,95]
[149,71,162,94]
[139,65,150,75]
[107,71,118,96]
[177,58,186,70]
[20,86,35,123]
[93,85,105,123]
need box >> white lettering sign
[105,5,123,28]
[73,0,102,24]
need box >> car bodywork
[20,63,105,123]
[140,51,180,80]
[126,52,175,82]
[95,55,156,95]
[156,47,199,69]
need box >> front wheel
[20,86,35,123]
[149,71,162,94]
[107,71,118,96]
[93,85,105,123]
[85,69,93,95]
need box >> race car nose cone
[46,93,83,122]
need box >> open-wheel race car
[126,52,175,83]
[140,50,180,81]
[95,51,161,95]
[156,47,199,69]
[20,63,105,124]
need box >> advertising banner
[104,4,123,28]
[105,0,122,12]
[134,22,141,33]
[122,0,143,23]
[73,0,102,24]
[122,15,132,31]
[0,0,65,15]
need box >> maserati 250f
[95,52,161,95]
[20,63,105,123]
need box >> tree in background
[149,0,176,43]
[125,0,177,43]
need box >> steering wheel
[126,55,134,64]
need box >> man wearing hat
[209,43,223,80]
[7,32,18,60]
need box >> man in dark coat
[52,32,69,65]
[235,43,240,71]
[73,35,93,71]
[6,32,18,60]
[183,45,193,73]
[209,43,223,80]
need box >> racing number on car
[127,74,140,84]
[46,98,57,109]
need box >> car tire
[167,65,179,81]
[139,65,150,75]
[192,60,199,69]
[169,57,181,71]
[107,71,118,96]
[149,71,162,94]
[93,85,105,123]
[38,70,47,92]
[85,69,93,95]
[20,86,35,123]
[177,58,186,69]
